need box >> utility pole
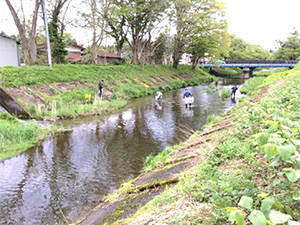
[42,0,52,69]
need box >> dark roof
[98,52,121,58]
[69,43,85,50]
[37,43,85,50]
[0,32,19,44]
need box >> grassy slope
[0,113,57,160]
[0,64,214,160]
[112,66,300,224]
[0,64,215,119]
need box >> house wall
[66,46,82,55]
[97,57,121,64]
[0,36,20,67]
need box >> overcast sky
[1,0,300,51]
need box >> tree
[104,1,128,55]
[78,0,107,64]
[4,0,42,64]
[274,31,300,60]
[187,0,229,69]
[171,0,190,69]
[47,0,72,63]
[104,0,168,67]
[228,35,272,60]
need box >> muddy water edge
[0,78,245,225]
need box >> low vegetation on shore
[0,64,215,120]
[95,66,300,225]
[0,112,58,160]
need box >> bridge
[200,60,298,78]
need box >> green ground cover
[0,64,215,119]
[0,112,56,161]
[115,66,300,224]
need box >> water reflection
[0,79,244,224]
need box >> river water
[0,78,244,225]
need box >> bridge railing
[223,60,298,64]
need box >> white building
[0,32,20,67]
[179,53,192,65]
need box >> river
[0,78,244,224]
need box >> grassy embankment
[0,64,215,161]
[104,66,300,224]
[0,112,59,160]
[0,64,215,120]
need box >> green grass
[0,64,210,88]
[0,112,52,160]
[0,64,215,119]
[219,87,231,98]
[239,77,266,94]
[253,67,289,77]
[114,66,300,224]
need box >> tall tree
[187,0,229,69]
[274,31,300,60]
[229,35,272,60]
[104,1,128,55]
[4,0,42,64]
[104,0,168,67]
[171,0,191,69]
[78,0,107,64]
[47,0,72,63]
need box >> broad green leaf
[261,198,275,217]
[225,207,238,212]
[229,211,236,223]
[256,133,269,146]
[272,179,281,187]
[283,168,300,182]
[264,144,278,159]
[269,210,292,224]
[267,125,278,134]
[248,210,267,225]
[291,139,300,146]
[292,196,300,201]
[277,145,296,162]
[235,210,246,225]
[288,221,300,225]
[268,137,286,145]
[238,196,253,210]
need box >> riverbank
[76,66,300,224]
[0,64,215,120]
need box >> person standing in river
[183,89,193,109]
[98,80,103,99]
[231,84,238,99]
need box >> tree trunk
[191,55,199,70]
[172,53,181,69]
[29,0,41,62]
[5,0,41,64]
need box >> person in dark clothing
[231,84,238,98]
[98,80,103,97]
[183,89,193,108]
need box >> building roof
[37,42,85,51]
[67,53,81,62]
[98,52,121,59]
[0,31,19,44]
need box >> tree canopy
[274,31,300,60]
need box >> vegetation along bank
[0,64,215,161]
[76,66,300,224]
[0,64,215,120]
